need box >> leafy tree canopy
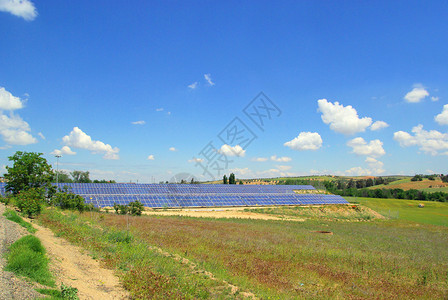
[4,151,54,194]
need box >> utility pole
[55,154,62,186]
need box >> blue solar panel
[0,182,348,208]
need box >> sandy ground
[142,206,305,221]
[31,221,130,300]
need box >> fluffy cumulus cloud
[251,157,268,162]
[284,132,322,151]
[0,0,37,21]
[131,120,145,125]
[147,154,155,160]
[61,127,119,160]
[365,157,385,174]
[51,146,76,156]
[404,86,429,103]
[218,144,245,157]
[431,96,439,102]
[270,155,292,162]
[394,124,448,155]
[435,104,448,125]
[347,137,386,157]
[0,87,37,146]
[0,87,24,110]
[370,121,389,131]
[204,74,215,86]
[169,147,177,152]
[317,99,372,135]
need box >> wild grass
[38,206,448,299]
[5,235,54,286]
[350,197,448,226]
[38,209,234,299]
[246,204,381,221]
[3,208,37,233]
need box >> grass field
[370,178,448,193]
[39,205,448,299]
[348,197,448,227]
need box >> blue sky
[1,0,447,182]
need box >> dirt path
[31,221,130,300]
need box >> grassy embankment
[38,205,448,299]
[348,196,448,227]
[3,208,37,233]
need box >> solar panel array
[0,182,348,208]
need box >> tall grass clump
[5,235,54,286]
[3,208,37,233]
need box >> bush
[12,188,45,217]
[50,190,87,212]
[128,201,144,216]
[61,283,79,300]
[113,201,144,216]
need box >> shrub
[50,190,86,212]
[113,201,144,216]
[12,188,45,217]
[61,283,79,299]
[128,201,144,216]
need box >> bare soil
[31,221,130,300]
[142,206,305,221]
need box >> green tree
[223,175,228,184]
[55,170,73,183]
[239,180,244,185]
[4,151,54,194]
[70,170,92,183]
[229,173,236,184]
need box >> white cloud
[147,154,155,160]
[404,85,429,103]
[317,99,372,135]
[251,157,268,162]
[156,108,164,112]
[38,132,45,139]
[431,96,439,102]
[51,146,76,156]
[270,155,292,162]
[169,147,177,152]
[204,73,215,86]
[276,165,292,171]
[131,120,145,125]
[230,167,252,176]
[435,104,448,125]
[62,127,119,160]
[365,157,385,174]
[394,124,448,155]
[0,113,37,145]
[344,167,373,176]
[0,87,24,110]
[0,0,37,21]
[370,121,389,131]
[188,158,204,163]
[347,137,386,157]
[284,132,322,151]
[218,144,245,157]
[188,82,198,89]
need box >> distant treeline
[279,177,448,202]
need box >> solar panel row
[0,182,348,208]
[83,193,348,208]
[50,183,315,195]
